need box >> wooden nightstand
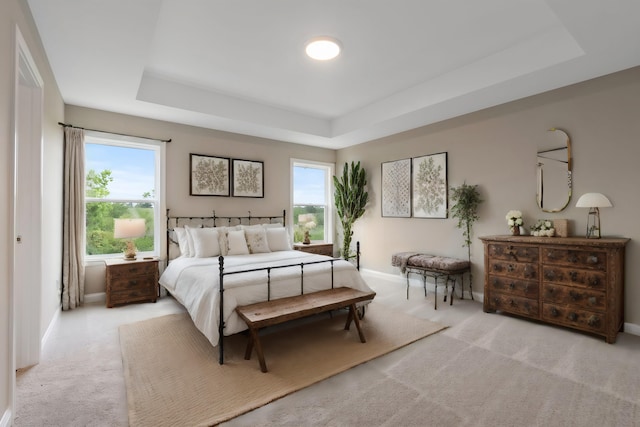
[105,258,159,308]
[293,242,334,257]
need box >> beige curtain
[62,127,85,310]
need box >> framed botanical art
[381,158,411,217]
[232,159,264,198]
[412,152,448,218]
[190,153,230,196]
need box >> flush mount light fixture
[305,37,341,60]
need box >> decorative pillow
[226,229,250,255]
[184,225,197,258]
[173,227,191,257]
[245,227,271,254]
[266,227,292,252]
[189,227,220,258]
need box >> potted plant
[449,183,483,263]
[333,161,369,260]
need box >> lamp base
[123,241,137,260]
[585,208,602,239]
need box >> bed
[159,210,374,364]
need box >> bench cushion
[392,252,469,273]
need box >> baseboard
[84,292,106,304]
[41,306,61,350]
[624,322,640,337]
[0,408,12,427]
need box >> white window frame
[84,132,166,261]
[290,158,334,243]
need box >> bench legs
[244,306,368,373]
[406,269,472,309]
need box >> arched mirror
[536,128,572,212]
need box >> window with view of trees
[85,136,162,258]
[291,160,334,243]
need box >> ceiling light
[305,37,341,61]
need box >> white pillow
[183,225,196,258]
[189,227,220,258]
[227,229,249,255]
[262,222,283,229]
[245,227,271,254]
[266,227,292,252]
[173,227,191,257]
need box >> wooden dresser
[293,242,334,257]
[105,258,159,308]
[480,235,628,343]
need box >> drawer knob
[545,270,556,280]
[547,251,557,259]
[507,264,515,273]
[509,282,515,289]
[588,277,600,287]
[569,291,579,301]
[588,315,600,327]
[567,312,578,322]
[509,299,517,307]
[587,255,599,264]
[588,296,597,306]
[568,254,578,263]
[569,271,578,282]
[550,307,559,317]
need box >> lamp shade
[113,218,146,239]
[575,193,612,208]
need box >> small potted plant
[506,210,523,235]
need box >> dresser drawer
[488,243,538,263]
[542,248,606,271]
[108,276,157,293]
[487,293,539,317]
[542,284,606,312]
[488,260,538,281]
[542,266,606,291]
[108,287,157,306]
[107,261,157,279]
[541,303,605,334]
[488,275,538,299]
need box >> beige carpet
[119,302,446,426]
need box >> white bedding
[159,250,373,346]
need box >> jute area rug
[119,302,445,426]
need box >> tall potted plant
[333,161,369,260]
[449,183,483,263]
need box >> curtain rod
[58,122,172,143]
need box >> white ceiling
[27,0,640,149]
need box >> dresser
[480,235,628,343]
[293,242,334,257]
[105,258,159,308]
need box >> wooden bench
[392,252,472,309]
[235,287,376,372]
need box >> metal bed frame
[165,209,361,365]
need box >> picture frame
[412,152,448,218]
[232,159,264,198]
[381,158,412,217]
[190,153,230,196]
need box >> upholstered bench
[392,252,472,309]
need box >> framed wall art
[232,159,264,198]
[412,152,448,218]
[190,153,230,196]
[381,158,411,217]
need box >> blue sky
[85,143,155,199]
[293,166,326,205]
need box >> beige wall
[337,66,640,327]
[65,106,336,294]
[1,0,65,422]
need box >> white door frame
[11,24,44,420]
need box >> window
[291,159,334,243]
[84,133,164,259]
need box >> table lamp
[575,193,612,239]
[114,218,146,260]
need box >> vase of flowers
[530,219,555,237]
[506,210,523,235]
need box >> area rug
[119,302,446,426]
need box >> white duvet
[159,250,373,346]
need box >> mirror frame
[536,128,572,212]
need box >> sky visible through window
[85,143,155,199]
[293,166,326,205]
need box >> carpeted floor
[119,303,445,426]
[14,273,640,426]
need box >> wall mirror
[536,128,572,212]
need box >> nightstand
[293,242,334,257]
[105,258,159,308]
